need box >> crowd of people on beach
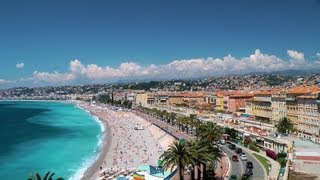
[78,102,174,180]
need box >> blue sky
[1,0,320,87]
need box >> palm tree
[196,122,222,178]
[176,116,184,130]
[160,140,194,180]
[194,119,203,137]
[169,112,177,125]
[28,171,64,180]
[198,122,222,144]
[187,139,219,180]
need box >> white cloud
[317,52,320,58]
[32,71,76,83]
[287,50,304,60]
[287,50,305,68]
[2,49,320,88]
[16,62,24,69]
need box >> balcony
[253,97,271,102]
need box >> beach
[78,101,175,180]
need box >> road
[222,144,265,180]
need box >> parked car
[228,144,236,150]
[246,161,254,169]
[232,155,238,162]
[229,175,237,180]
[220,139,226,145]
[240,153,247,161]
[235,147,242,154]
[245,168,253,176]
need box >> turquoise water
[0,101,103,180]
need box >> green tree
[189,114,197,135]
[160,140,193,180]
[196,122,222,178]
[28,171,64,180]
[224,127,238,140]
[169,112,177,125]
[187,139,220,180]
[198,122,222,144]
[277,117,293,134]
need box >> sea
[0,101,103,180]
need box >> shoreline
[80,109,112,180]
[75,101,175,180]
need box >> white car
[220,139,226,145]
[240,153,247,161]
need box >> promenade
[133,110,229,180]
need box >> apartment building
[154,94,169,105]
[135,92,148,107]
[168,95,184,106]
[297,92,320,143]
[228,93,253,113]
[216,93,224,111]
[286,86,319,128]
[271,93,287,125]
[181,93,205,107]
[252,90,274,123]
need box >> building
[154,94,169,106]
[227,93,253,114]
[168,95,184,106]
[252,90,275,123]
[223,95,229,112]
[215,93,224,111]
[180,93,205,107]
[126,92,136,102]
[286,86,319,129]
[135,92,148,107]
[113,91,126,101]
[297,92,320,143]
[204,94,216,108]
[245,99,254,115]
[271,93,287,125]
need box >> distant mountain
[269,69,320,76]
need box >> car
[245,168,253,176]
[246,161,254,169]
[229,175,237,180]
[232,155,238,162]
[228,144,236,150]
[240,153,247,161]
[220,139,226,145]
[235,147,242,154]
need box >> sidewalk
[215,152,230,180]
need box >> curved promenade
[134,110,230,180]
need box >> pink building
[227,93,253,113]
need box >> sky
[1,0,320,88]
